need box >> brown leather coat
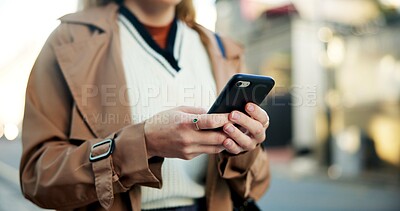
[20,3,270,211]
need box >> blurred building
[216,0,400,179]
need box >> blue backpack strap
[215,33,226,59]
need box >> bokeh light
[4,123,18,141]
[327,36,345,65]
[317,27,333,43]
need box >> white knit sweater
[118,15,217,210]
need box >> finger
[229,111,265,143]
[223,123,257,151]
[222,138,243,154]
[191,144,225,155]
[186,113,230,130]
[245,103,270,128]
[192,131,228,145]
[178,106,207,114]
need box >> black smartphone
[208,74,275,114]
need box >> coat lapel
[55,4,131,138]
[197,26,243,94]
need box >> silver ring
[193,118,200,130]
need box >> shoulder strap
[214,33,226,59]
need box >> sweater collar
[118,5,181,72]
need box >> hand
[222,103,270,154]
[144,106,230,160]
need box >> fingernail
[231,111,240,120]
[247,104,254,112]
[224,139,232,146]
[224,125,234,133]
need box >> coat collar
[59,3,119,33]
[55,2,241,138]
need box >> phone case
[208,74,275,114]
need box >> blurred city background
[0,0,399,210]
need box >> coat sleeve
[19,26,163,209]
[218,146,270,200]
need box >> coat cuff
[217,146,261,179]
[111,123,163,189]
